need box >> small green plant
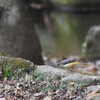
[33,71,45,81]
[3,66,9,77]
[2,63,11,78]
[41,84,57,93]
[75,82,87,89]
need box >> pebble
[44,96,52,100]
[34,93,43,97]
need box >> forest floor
[0,56,100,100]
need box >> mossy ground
[0,56,35,78]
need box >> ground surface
[0,56,100,100]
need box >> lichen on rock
[0,56,35,78]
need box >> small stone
[44,96,52,100]
[0,98,5,100]
[30,96,37,100]
[34,93,43,97]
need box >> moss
[9,58,32,68]
[0,56,35,78]
[0,51,9,56]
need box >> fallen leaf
[86,91,100,100]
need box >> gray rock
[82,26,100,60]
[87,85,100,92]
[36,65,100,84]
[61,73,100,83]
[36,65,70,77]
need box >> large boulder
[0,0,44,64]
[82,26,100,60]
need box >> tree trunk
[0,0,44,64]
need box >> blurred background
[1,0,100,64]
[33,0,100,57]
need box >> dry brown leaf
[68,82,75,86]
[14,89,22,97]
[86,91,100,100]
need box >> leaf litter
[0,56,100,100]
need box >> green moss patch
[0,56,35,78]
